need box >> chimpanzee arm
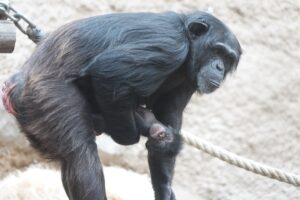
[152,81,194,131]
[148,81,195,200]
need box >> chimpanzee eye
[212,43,237,63]
[211,44,236,73]
[224,57,237,73]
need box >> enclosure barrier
[1,0,300,188]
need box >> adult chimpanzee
[2,11,241,200]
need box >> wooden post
[0,0,16,53]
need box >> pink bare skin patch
[1,82,17,116]
[149,123,166,139]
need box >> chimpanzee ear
[188,21,208,38]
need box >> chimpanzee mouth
[208,80,221,88]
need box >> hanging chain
[0,2,45,43]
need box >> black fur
[3,11,241,200]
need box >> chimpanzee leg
[14,79,107,200]
[61,140,106,200]
[148,82,194,200]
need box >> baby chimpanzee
[135,107,182,156]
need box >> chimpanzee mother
[2,11,241,200]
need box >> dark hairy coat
[2,11,241,200]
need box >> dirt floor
[1,0,300,199]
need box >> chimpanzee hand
[135,107,182,155]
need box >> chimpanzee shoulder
[75,12,191,102]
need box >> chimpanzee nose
[216,64,223,71]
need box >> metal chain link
[0,2,45,43]
[0,1,9,19]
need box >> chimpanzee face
[187,12,242,94]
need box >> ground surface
[0,0,300,199]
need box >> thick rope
[181,131,300,187]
